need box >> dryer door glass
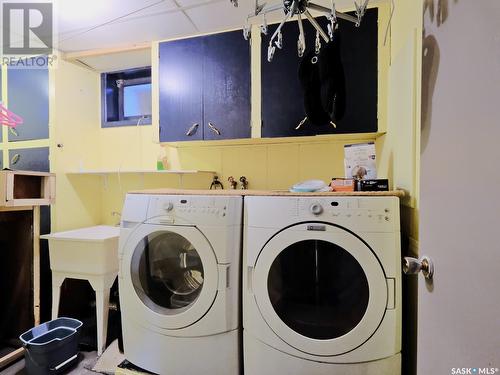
[131,231,204,314]
[267,239,369,340]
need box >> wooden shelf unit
[0,170,55,207]
[0,171,55,369]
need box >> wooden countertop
[128,188,406,197]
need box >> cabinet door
[8,68,49,141]
[159,38,204,142]
[261,9,378,137]
[339,9,378,134]
[9,147,49,172]
[0,210,35,340]
[202,30,251,140]
[261,20,310,138]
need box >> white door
[418,1,500,373]
[252,223,388,356]
[121,224,219,330]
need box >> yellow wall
[383,0,423,243]
[164,134,379,188]
[50,59,102,231]
[49,58,181,230]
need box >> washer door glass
[131,231,204,314]
[268,239,369,340]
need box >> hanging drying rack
[235,0,370,62]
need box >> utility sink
[41,225,120,276]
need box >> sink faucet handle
[239,176,249,190]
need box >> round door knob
[403,255,434,280]
[163,202,174,212]
[310,203,323,215]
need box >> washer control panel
[146,195,239,225]
[309,203,324,216]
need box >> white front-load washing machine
[119,193,242,375]
[243,195,401,375]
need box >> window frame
[101,66,152,128]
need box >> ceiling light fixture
[236,0,370,62]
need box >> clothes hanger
[248,0,369,62]
[0,102,23,128]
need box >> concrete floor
[0,351,99,375]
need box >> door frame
[252,223,388,356]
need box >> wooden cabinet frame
[0,171,54,369]
[0,170,55,207]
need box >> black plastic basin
[19,317,83,375]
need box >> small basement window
[101,67,152,127]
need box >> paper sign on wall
[344,142,377,180]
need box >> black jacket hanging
[319,29,346,122]
[298,49,331,126]
[297,28,346,126]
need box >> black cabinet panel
[0,210,35,340]
[261,9,378,137]
[340,9,378,134]
[261,20,309,138]
[202,31,251,140]
[159,38,203,142]
[40,205,51,322]
[9,147,49,172]
[8,68,49,141]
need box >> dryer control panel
[245,196,400,233]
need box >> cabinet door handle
[208,122,221,136]
[295,116,307,130]
[186,123,199,136]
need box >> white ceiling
[57,0,252,53]
[56,0,381,53]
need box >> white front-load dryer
[243,196,402,375]
[119,193,242,375]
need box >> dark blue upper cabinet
[8,68,49,141]
[202,31,251,140]
[159,30,251,142]
[159,38,204,142]
[261,9,378,138]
